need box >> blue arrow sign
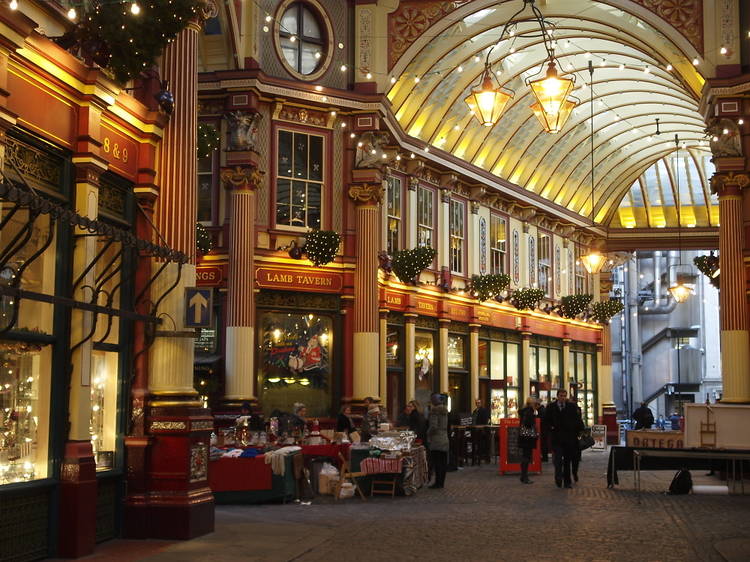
[185,287,213,328]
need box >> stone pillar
[220,161,263,407]
[406,176,418,248]
[561,337,571,391]
[521,332,532,401]
[405,313,416,401]
[145,19,214,539]
[439,319,450,393]
[438,186,451,279]
[469,324,480,404]
[348,183,384,400]
[712,172,750,402]
[379,310,388,404]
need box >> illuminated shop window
[276,130,323,230]
[0,345,51,484]
[490,215,507,274]
[489,340,519,422]
[449,199,465,274]
[386,328,401,367]
[417,187,434,249]
[258,311,333,417]
[278,2,327,76]
[414,331,434,409]
[447,335,465,369]
[571,350,597,427]
[386,176,402,255]
[90,352,118,471]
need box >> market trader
[545,389,584,489]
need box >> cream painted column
[521,332,532,401]
[349,183,384,400]
[712,173,750,402]
[598,333,614,420]
[468,201,480,276]
[220,164,262,405]
[68,161,106,440]
[405,314,416,401]
[406,176,418,248]
[438,187,451,271]
[379,311,387,403]
[561,338,571,391]
[439,319,450,393]
[469,324,480,403]
[148,20,201,400]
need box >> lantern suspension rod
[483,0,557,68]
[589,60,594,224]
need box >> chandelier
[465,0,577,131]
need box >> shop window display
[447,335,464,369]
[386,328,401,367]
[258,312,333,418]
[414,331,434,411]
[488,341,519,422]
[0,344,51,484]
[90,351,118,471]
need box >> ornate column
[598,275,616,430]
[348,182,383,400]
[404,313,416,401]
[406,176,418,248]
[379,310,388,406]
[712,172,750,402]
[438,319,450,394]
[561,337,571,391]
[145,18,214,539]
[521,331,532,401]
[469,324,480,404]
[220,162,263,407]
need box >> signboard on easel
[498,418,542,475]
[591,425,608,450]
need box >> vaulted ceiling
[385,0,714,229]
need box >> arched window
[278,2,326,76]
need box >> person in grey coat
[427,393,449,489]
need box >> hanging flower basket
[304,230,341,266]
[197,123,220,158]
[391,246,436,284]
[470,273,511,302]
[693,254,719,289]
[560,294,593,318]
[510,287,545,310]
[591,299,624,323]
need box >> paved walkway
[71,450,750,562]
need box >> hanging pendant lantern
[464,64,514,127]
[579,249,606,275]
[528,60,576,133]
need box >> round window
[275,0,333,81]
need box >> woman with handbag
[518,396,538,484]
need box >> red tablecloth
[208,454,273,492]
[299,443,350,462]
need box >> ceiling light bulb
[474,56,480,62]
[723,128,729,134]
[340,122,346,128]
[457,66,463,73]
[330,111,336,117]
[414,76,420,83]
[262,25,269,32]
[739,119,744,125]
[584,52,591,58]
[265,15,272,22]
[424,146,429,152]
[366,72,372,79]
[692,58,699,65]
[290,35,297,43]
[315,85,322,91]
[396,154,401,161]
[67,6,76,19]
[315,52,321,59]
[390,77,396,84]
[410,153,415,159]
[599,59,605,67]
[350,133,355,138]
[720,46,728,55]
[9,0,17,9]
[338,42,344,49]
[340,64,347,72]
[666,64,673,71]
[618,64,625,71]
[130,2,140,15]
[644,66,650,73]
[454,124,460,130]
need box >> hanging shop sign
[196,265,224,287]
[255,267,343,293]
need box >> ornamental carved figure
[348,183,384,205]
[225,111,261,151]
[355,131,391,169]
[220,166,264,191]
[710,171,750,194]
[706,118,742,158]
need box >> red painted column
[712,172,750,402]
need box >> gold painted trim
[150,389,200,396]
[150,421,188,431]
[149,400,204,408]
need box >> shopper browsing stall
[427,393,449,489]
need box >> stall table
[208,452,297,504]
[349,446,428,496]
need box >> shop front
[529,336,563,407]
[570,343,598,427]
[479,330,522,424]
[385,312,405,422]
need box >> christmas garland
[470,273,511,302]
[693,254,719,289]
[391,246,436,284]
[510,287,545,310]
[59,0,203,84]
[196,223,213,254]
[560,294,593,319]
[197,123,220,158]
[591,299,624,323]
[304,230,340,266]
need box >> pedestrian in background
[545,389,584,489]
[632,402,654,429]
[518,396,538,484]
[427,393,449,489]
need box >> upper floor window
[386,176,402,255]
[276,129,322,230]
[197,152,214,223]
[417,186,434,249]
[490,215,507,274]
[449,199,465,274]
[575,244,588,294]
[538,232,551,296]
[278,2,327,77]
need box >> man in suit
[471,398,491,425]
[545,389,584,488]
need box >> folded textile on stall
[263,446,302,475]
[240,448,262,458]
[360,456,404,475]
[221,448,244,458]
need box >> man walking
[632,402,654,430]
[545,389,584,488]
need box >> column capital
[711,171,750,196]
[220,165,264,192]
[348,182,383,206]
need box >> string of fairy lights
[6,0,143,19]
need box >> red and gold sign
[448,303,471,322]
[196,266,224,287]
[255,267,343,293]
[101,124,138,179]
[414,297,438,316]
[383,290,407,311]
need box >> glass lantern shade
[579,250,606,275]
[668,265,696,303]
[668,282,693,303]
[529,61,574,113]
[464,72,513,127]
[530,97,576,133]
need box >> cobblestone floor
[81,450,750,562]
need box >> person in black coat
[471,399,491,425]
[544,389,584,488]
[632,402,654,429]
[336,405,355,434]
[518,396,538,484]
